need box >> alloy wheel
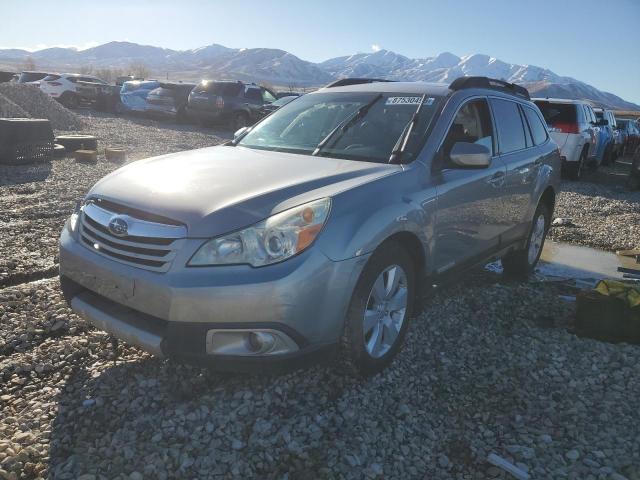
[363,265,408,358]
[528,215,546,265]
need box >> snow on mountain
[0,42,636,109]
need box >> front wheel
[339,241,416,376]
[231,111,250,131]
[60,92,79,109]
[502,203,550,277]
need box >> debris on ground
[487,453,530,480]
[0,83,83,130]
[552,217,573,227]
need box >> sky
[1,0,639,103]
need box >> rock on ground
[1,274,639,479]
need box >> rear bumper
[185,107,224,122]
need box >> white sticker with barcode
[385,96,434,106]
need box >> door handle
[486,171,505,187]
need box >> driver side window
[442,99,494,159]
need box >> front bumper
[59,226,369,370]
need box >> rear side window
[491,98,527,154]
[245,88,262,102]
[523,107,548,145]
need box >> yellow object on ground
[595,279,640,308]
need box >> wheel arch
[539,185,556,217]
[374,231,427,280]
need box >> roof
[315,81,451,96]
[531,97,591,105]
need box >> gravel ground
[2,109,640,479]
[0,111,228,287]
[550,165,640,252]
[2,274,639,479]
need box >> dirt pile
[0,83,82,130]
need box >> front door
[433,97,507,274]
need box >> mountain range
[0,41,637,110]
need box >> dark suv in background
[186,80,277,130]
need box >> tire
[602,143,613,166]
[54,135,98,152]
[339,241,416,376]
[501,203,550,277]
[565,148,587,180]
[231,111,250,131]
[60,92,79,109]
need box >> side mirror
[449,142,491,168]
[233,126,249,141]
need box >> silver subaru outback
[59,77,561,375]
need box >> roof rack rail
[324,78,395,88]
[449,76,530,100]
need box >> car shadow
[0,159,52,187]
[47,347,352,478]
[565,157,638,191]
[46,268,512,477]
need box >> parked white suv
[533,98,600,179]
[40,73,107,108]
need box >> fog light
[247,332,276,353]
[205,329,299,356]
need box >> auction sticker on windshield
[385,96,435,106]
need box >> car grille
[79,201,187,272]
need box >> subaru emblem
[108,216,129,237]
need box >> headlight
[67,212,79,233]
[189,198,331,267]
[66,200,83,233]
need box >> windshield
[238,91,442,163]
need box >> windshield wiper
[388,93,427,164]
[312,93,382,156]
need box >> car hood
[88,145,401,237]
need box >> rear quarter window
[523,107,549,145]
[491,98,527,154]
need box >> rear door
[433,97,507,273]
[243,87,264,120]
[490,98,542,243]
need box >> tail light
[552,123,579,134]
[216,96,224,109]
[47,81,62,86]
